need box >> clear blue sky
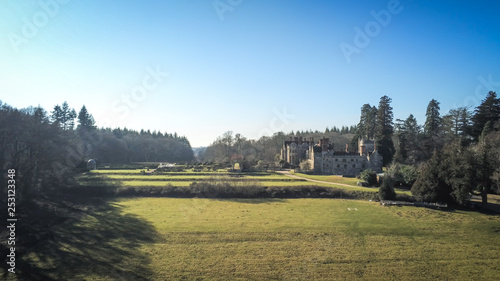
[1,0,499,147]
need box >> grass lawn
[292,172,361,186]
[91,169,148,174]
[84,178,380,192]
[90,169,271,175]
[119,180,193,187]
[105,198,500,280]
[78,170,416,195]
[109,180,379,192]
[12,198,500,280]
[97,174,296,181]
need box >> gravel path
[276,171,359,188]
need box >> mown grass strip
[292,172,360,186]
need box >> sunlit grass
[119,181,192,187]
[112,198,500,280]
[292,172,360,186]
[112,179,377,192]
[81,170,413,194]
[101,174,295,181]
[111,178,378,192]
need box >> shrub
[359,169,378,186]
[299,160,311,171]
[387,163,418,187]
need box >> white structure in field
[87,159,97,170]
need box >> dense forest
[0,101,193,200]
[201,92,500,205]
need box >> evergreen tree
[411,149,451,203]
[471,91,500,140]
[443,107,472,141]
[51,101,77,130]
[394,114,421,164]
[379,176,396,200]
[375,96,395,165]
[473,123,499,205]
[77,105,95,131]
[422,99,443,160]
[357,104,377,139]
[424,99,442,136]
[439,141,475,205]
[393,119,407,164]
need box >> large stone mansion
[280,137,383,176]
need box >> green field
[80,169,385,193]
[13,198,500,280]
[291,172,361,186]
[96,174,298,181]
[114,180,377,190]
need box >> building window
[351,159,354,162]
[344,164,347,168]
[352,164,355,168]
[342,159,346,162]
[337,164,340,168]
[335,159,338,162]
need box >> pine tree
[440,141,475,205]
[411,149,451,203]
[443,107,472,140]
[471,91,500,140]
[394,114,421,164]
[379,176,396,200]
[51,101,77,130]
[424,99,442,136]
[421,99,444,160]
[358,104,377,139]
[77,105,95,131]
[473,122,498,206]
[375,96,395,165]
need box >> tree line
[201,92,500,206]
[0,100,193,200]
[355,93,500,205]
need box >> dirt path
[276,171,359,188]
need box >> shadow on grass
[3,195,157,280]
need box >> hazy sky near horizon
[1,0,499,147]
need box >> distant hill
[192,147,207,158]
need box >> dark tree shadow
[2,195,157,280]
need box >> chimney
[374,142,377,152]
[345,143,349,152]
